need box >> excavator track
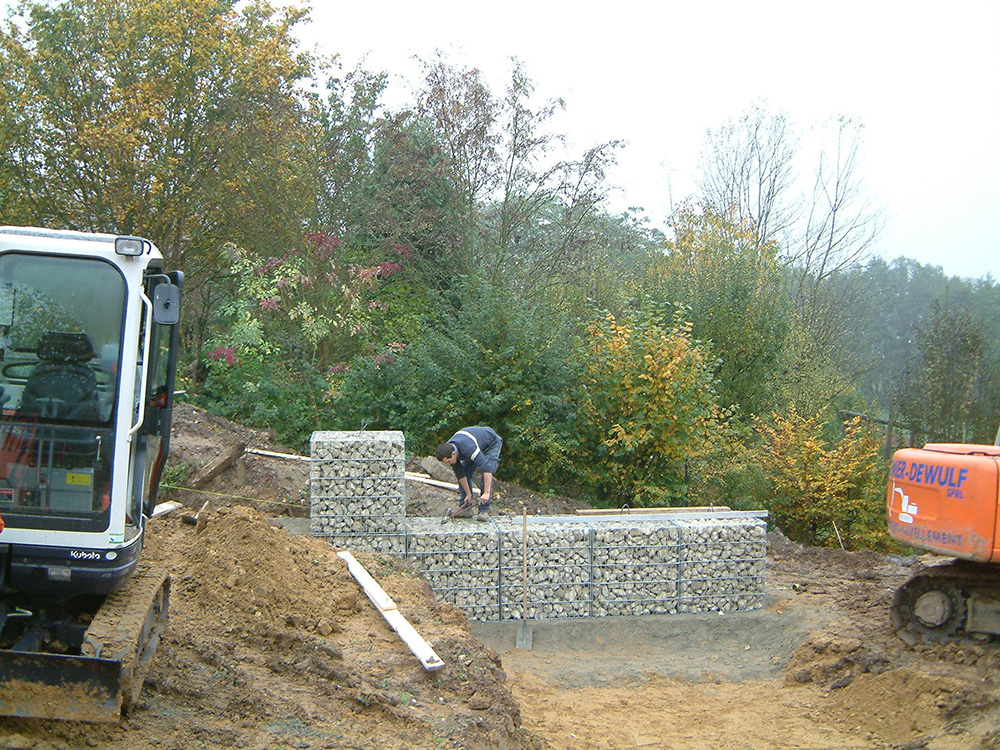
[891,560,1000,643]
[0,566,169,722]
[81,565,170,710]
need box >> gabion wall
[406,523,501,622]
[309,431,766,622]
[310,431,407,555]
[405,515,766,622]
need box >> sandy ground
[1,403,999,750]
[477,548,1000,750]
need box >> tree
[576,304,723,506]
[900,297,984,442]
[697,103,798,245]
[0,0,321,370]
[415,53,499,265]
[416,54,624,295]
[697,107,883,386]
[790,117,883,350]
[649,204,788,419]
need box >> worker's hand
[480,494,490,504]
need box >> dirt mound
[140,505,534,750]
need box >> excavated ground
[1,403,999,750]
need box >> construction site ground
[1,403,999,750]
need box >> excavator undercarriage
[890,560,1000,642]
[0,567,169,721]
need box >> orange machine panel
[887,444,1000,562]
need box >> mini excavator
[0,226,181,721]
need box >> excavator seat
[0,332,103,510]
[19,331,99,423]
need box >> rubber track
[81,566,170,709]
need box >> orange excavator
[887,443,1000,640]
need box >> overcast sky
[301,0,1000,281]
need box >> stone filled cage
[310,431,766,622]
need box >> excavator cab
[0,227,182,720]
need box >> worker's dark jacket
[447,426,502,476]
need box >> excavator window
[0,253,126,532]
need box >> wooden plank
[574,506,730,516]
[337,551,396,612]
[404,472,480,496]
[337,551,444,671]
[191,442,245,488]
[381,610,445,671]
[246,447,310,462]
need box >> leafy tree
[649,204,788,419]
[755,407,888,549]
[576,304,723,506]
[416,54,499,265]
[369,115,464,283]
[0,0,320,374]
[697,107,883,397]
[312,65,461,280]
[313,65,392,244]
[900,297,984,442]
[416,54,624,297]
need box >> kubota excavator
[887,443,1000,641]
[0,226,181,721]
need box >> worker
[436,427,502,521]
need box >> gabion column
[309,430,406,554]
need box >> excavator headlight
[115,236,150,256]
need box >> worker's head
[436,442,458,465]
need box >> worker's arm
[456,475,475,505]
[481,472,493,503]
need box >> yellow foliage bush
[755,406,889,549]
[577,306,723,506]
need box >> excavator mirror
[152,284,180,325]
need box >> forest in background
[2,0,998,549]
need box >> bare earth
[1,403,998,750]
